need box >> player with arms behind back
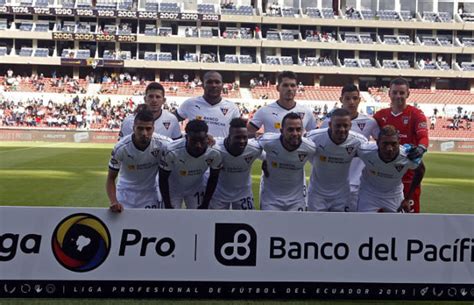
[357,125,425,213]
[210,118,262,210]
[320,84,379,211]
[374,77,429,213]
[159,120,222,209]
[106,109,171,212]
[258,112,315,211]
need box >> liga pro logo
[214,223,257,266]
[52,213,111,272]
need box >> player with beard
[258,112,315,211]
[106,109,171,212]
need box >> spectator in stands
[433,107,438,116]
[430,116,436,130]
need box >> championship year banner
[0,207,473,300]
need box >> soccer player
[320,84,379,211]
[176,71,240,137]
[159,120,222,209]
[306,108,368,212]
[373,77,429,213]
[247,70,316,137]
[357,125,425,213]
[258,112,316,211]
[119,82,182,140]
[210,118,262,210]
[106,109,171,212]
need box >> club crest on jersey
[296,112,305,120]
[357,122,366,131]
[244,155,253,164]
[346,146,355,155]
[402,116,409,125]
[151,149,160,157]
[206,158,213,165]
[298,152,307,162]
[395,164,404,172]
[274,122,281,129]
[220,107,228,116]
[163,122,170,130]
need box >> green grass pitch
[0,142,473,305]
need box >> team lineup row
[106,71,429,213]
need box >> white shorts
[210,193,255,210]
[260,200,305,212]
[357,189,403,213]
[169,179,207,209]
[117,189,161,209]
[307,192,349,212]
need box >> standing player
[247,70,316,137]
[306,108,368,212]
[210,118,262,210]
[106,109,171,212]
[357,125,425,213]
[159,120,222,209]
[373,78,429,213]
[176,71,240,137]
[320,84,379,211]
[258,112,315,211]
[119,82,182,140]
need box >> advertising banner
[0,207,473,300]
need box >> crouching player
[106,109,171,212]
[357,125,425,213]
[210,118,263,210]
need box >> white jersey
[250,101,317,133]
[321,113,379,190]
[177,96,240,137]
[119,110,182,140]
[357,143,419,199]
[109,134,171,192]
[258,133,316,208]
[306,128,368,198]
[160,138,223,193]
[212,138,262,202]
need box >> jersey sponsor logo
[296,112,305,120]
[298,152,307,162]
[244,155,253,164]
[151,149,160,157]
[163,122,171,130]
[357,122,366,131]
[179,170,188,176]
[274,122,281,129]
[206,158,214,165]
[346,146,355,155]
[196,115,203,120]
[395,164,404,172]
[220,107,228,116]
[403,116,409,125]
[418,122,427,129]
[127,165,136,170]
[319,155,327,162]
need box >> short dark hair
[203,71,222,82]
[341,84,359,96]
[281,112,302,129]
[145,82,165,96]
[185,119,208,134]
[229,117,247,130]
[134,109,154,123]
[330,108,351,118]
[389,77,410,89]
[277,71,297,84]
[378,125,399,138]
